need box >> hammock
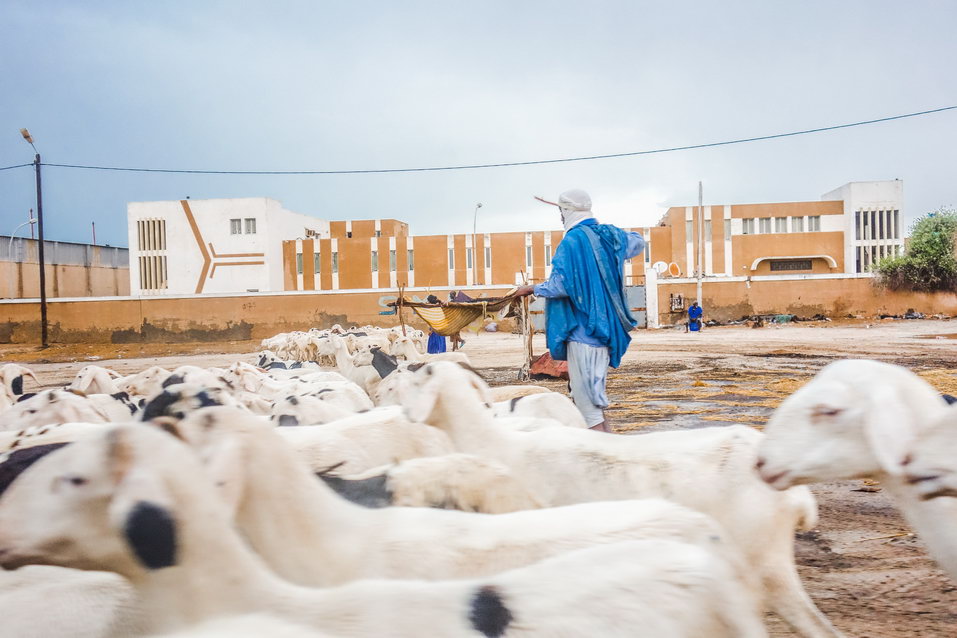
[391,294,521,336]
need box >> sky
[1,0,956,248]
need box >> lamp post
[7,218,37,261]
[20,128,48,348]
[472,203,482,285]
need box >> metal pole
[34,153,48,348]
[472,203,481,286]
[696,181,703,308]
[29,208,34,239]
[92,221,97,245]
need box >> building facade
[1,236,128,299]
[126,180,902,298]
[127,198,329,295]
[648,180,904,279]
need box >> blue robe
[427,330,447,353]
[543,219,637,368]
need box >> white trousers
[567,341,610,427]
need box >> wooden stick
[397,285,407,337]
[519,274,533,381]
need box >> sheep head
[903,405,957,500]
[402,361,492,425]
[0,425,182,578]
[756,359,947,489]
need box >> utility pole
[696,181,703,306]
[21,129,47,348]
[472,203,482,285]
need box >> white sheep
[275,406,455,473]
[0,363,39,402]
[68,365,122,395]
[319,453,546,513]
[0,424,766,637]
[487,384,551,402]
[0,389,133,430]
[492,392,587,428]
[391,335,470,364]
[115,365,172,398]
[400,361,840,638]
[168,408,751,585]
[904,405,957,503]
[756,358,957,582]
[327,333,384,395]
[147,615,335,638]
[0,565,138,638]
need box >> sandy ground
[4,318,957,636]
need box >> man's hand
[514,285,536,297]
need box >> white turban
[558,189,594,231]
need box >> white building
[821,180,905,274]
[127,197,328,295]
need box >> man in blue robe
[516,190,645,432]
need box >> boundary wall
[0,286,513,344]
[652,274,957,327]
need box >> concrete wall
[0,237,129,299]
[655,275,957,326]
[0,287,515,344]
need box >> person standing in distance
[515,190,645,432]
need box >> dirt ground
[4,318,957,636]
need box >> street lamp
[472,203,482,285]
[20,128,48,348]
[8,218,37,261]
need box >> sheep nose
[900,454,913,467]
[755,457,766,471]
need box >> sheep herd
[0,326,955,637]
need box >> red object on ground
[530,352,569,380]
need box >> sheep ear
[403,370,441,424]
[863,386,915,475]
[106,430,178,569]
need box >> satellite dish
[653,261,668,274]
[668,262,681,277]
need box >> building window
[390,250,396,272]
[408,249,414,271]
[545,245,552,266]
[758,217,771,234]
[878,210,885,239]
[230,219,241,235]
[704,220,712,241]
[742,219,754,235]
[792,216,804,233]
[856,246,862,273]
[526,245,532,268]
[685,220,693,240]
[808,215,821,231]
[774,217,787,233]
[466,247,473,269]
[332,253,339,274]
[314,253,320,274]
[893,210,900,239]
[244,218,257,234]
[346,231,352,238]
[770,259,813,271]
[485,246,491,267]
[371,250,378,272]
[723,221,730,241]
[296,253,303,274]
[448,248,454,269]
[375,230,381,238]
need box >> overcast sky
[2,1,955,247]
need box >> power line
[0,163,33,171]
[7,104,957,176]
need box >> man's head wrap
[557,189,594,231]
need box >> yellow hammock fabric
[394,295,520,336]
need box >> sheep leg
[762,552,844,638]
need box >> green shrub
[875,208,957,292]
